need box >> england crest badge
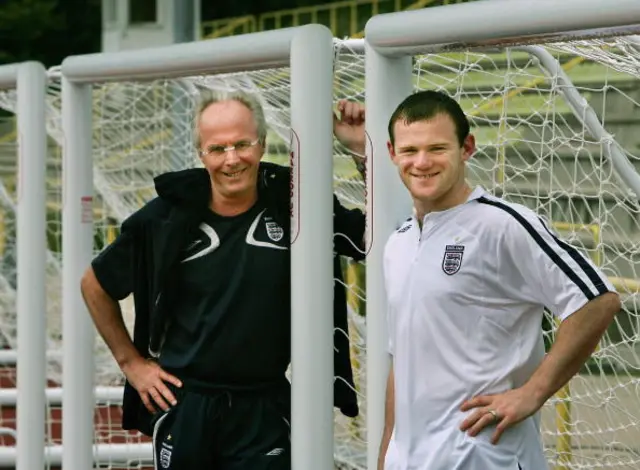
[442,244,464,275]
[266,221,284,242]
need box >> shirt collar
[466,185,487,202]
[411,185,487,223]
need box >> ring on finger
[487,409,499,421]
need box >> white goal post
[364,0,640,469]
[60,25,335,470]
[0,62,48,470]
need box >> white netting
[0,33,639,469]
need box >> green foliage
[0,0,100,67]
[0,0,64,64]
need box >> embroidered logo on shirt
[442,244,464,275]
[266,220,284,242]
[397,223,412,233]
[265,447,285,456]
[181,223,220,263]
[396,218,412,233]
[246,209,288,250]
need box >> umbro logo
[185,239,202,251]
[181,223,220,263]
[397,218,412,233]
[265,448,284,456]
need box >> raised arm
[333,100,367,258]
[334,99,366,179]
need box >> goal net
[0,33,639,469]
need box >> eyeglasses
[200,138,260,158]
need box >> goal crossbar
[61,27,305,83]
[60,24,335,470]
[0,61,48,470]
[365,0,640,55]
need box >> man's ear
[461,134,476,162]
[387,140,397,165]
[259,137,267,159]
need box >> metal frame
[363,1,640,468]
[0,61,48,470]
[61,24,335,470]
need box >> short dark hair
[388,90,470,147]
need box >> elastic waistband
[168,375,290,398]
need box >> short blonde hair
[193,89,268,151]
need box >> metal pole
[170,0,197,171]
[290,24,335,470]
[15,60,48,470]
[61,28,298,82]
[364,42,413,470]
[365,0,640,55]
[62,77,95,470]
[172,0,196,43]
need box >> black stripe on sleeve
[477,197,597,300]
[537,216,609,296]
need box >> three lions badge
[442,244,464,275]
[266,221,284,242]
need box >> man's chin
[410,183,441,201]
[215,174,256,195]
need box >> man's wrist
[348,144,366,157]
[521,376,552,410]
[117,349,143,371]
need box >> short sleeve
[91,226,135,301]
[333,195,366,261]
[501,208,615,321]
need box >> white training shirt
[383,186,615,470]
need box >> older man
[81,90,367,469]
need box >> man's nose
[224,148,241,164]
[413,150,433,169]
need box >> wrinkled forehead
[199,100,259,141]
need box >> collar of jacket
[152,161,290,210]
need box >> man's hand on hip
[121,357,183,413]
[459,387,544,445]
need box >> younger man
[379,90,620,469]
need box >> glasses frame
[199,137,261,158]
